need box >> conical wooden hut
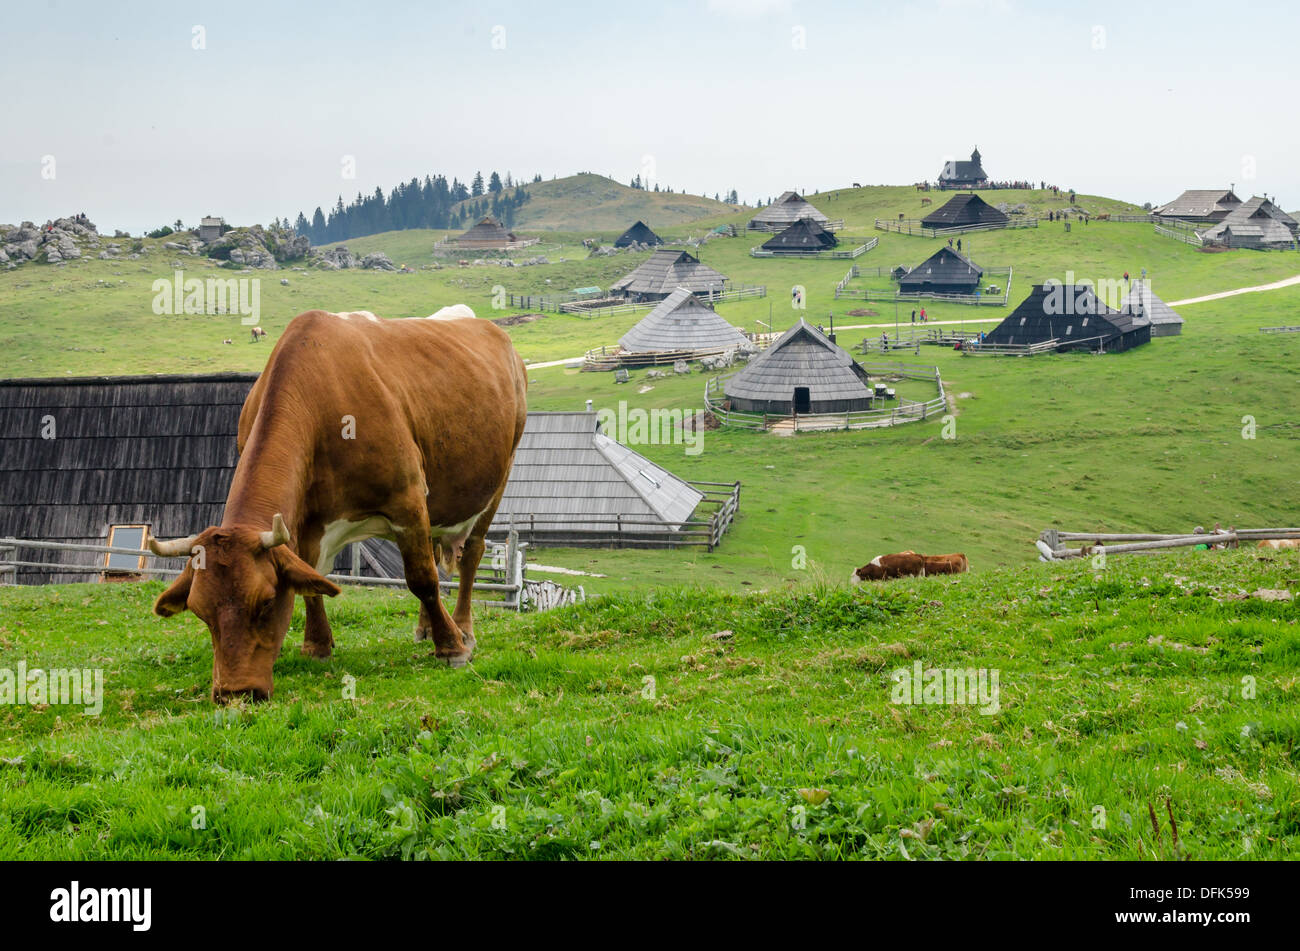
[747,191,831,232]
[723,319,873,415]
[613,220,662,248]
[760,218,838,253]
[610,249,728,302]
[983,284,1150,352]
[897,246,983,294]
[619,287,749,354]
[1119,280,1183,337]
[455,215,520,249]
[921,194,1008,229]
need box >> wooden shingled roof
[897,246,983,291]
[457,214,517,243]
[723,319,872,407]
[613,220,662,248]
[610,248,728,296]
[760,217,838,252]
[921,193,1008,229]
[1154,189,1241,220]
[495,411,703,530]
[748,191,830,229]
[619,287,750,353]
[1119,280,1184,330]
[984,284,1150,350]
[1198,196,1299,247]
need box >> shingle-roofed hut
[747,191,831,232]
[0,377,734,583]
[983,284,1150,352]
[1198,196,1299,249]
[1119,280,1184,337]
[921,193,1008,229]
[610,248,728,301]
[1153,189,1241,223]
[454,215,520,248]
[897,246,983,294]
[613,220,662,248]
[760,217,838,253]
[723,319,873,415]
[619,287,749,353]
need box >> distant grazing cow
[852,182,861,188]
[920,198,933,207]
[250,326,267,342]
[1258,539,1300,550]
[1097,213,1111,221]
[922,553,969,575]
[851,551,925,583]
[149,307,528,703]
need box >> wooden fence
[836,265,1013,306]
[874,217,1038,238]
[1035,527,1300,562]
[704,364,945,432]
[750,237,878,259]
[0,532,541,611]
[747,218,845,233]
[486,481,740,551]
[1154,223,1204,247]
[1259,325,1300,334]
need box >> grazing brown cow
[149,306,528,703]
[920,197,933,207]
[1258,539,1300,550]
[249,326,267,342]
[851,551,925,583]
[922,553,969,575]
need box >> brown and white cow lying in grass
[851,550,968,583]
[1258,539,1300,550]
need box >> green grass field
[2,182,1299,859]
[1,550,1295,859]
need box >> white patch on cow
[425,304,476,321]
[869,555,882,568]
[315,516,404,574]
[849,569,862,586]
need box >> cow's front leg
[301,595,335,659]
[403,533,473,667]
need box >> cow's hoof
[437,649,473,668]
[300,641,333,660]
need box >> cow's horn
[260,513,291,550]
[147,532,200,558]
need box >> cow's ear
[273,548,342,598]
[154,565,193,617]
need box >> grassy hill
[453,173,743,232]
[1,549,1295,859]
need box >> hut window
[1082,318,1088,326]
[1065,326,1073,336]
[1019,317,1026,326]
[105,524,148,573]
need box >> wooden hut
[897,246,983,295]
[1153,189,1241,223]
[454,215,521,249]
[921,193,1008,230]
[610,248,728,302]
[619,287,749,354]
[747,191,832,232]
[1198,196,1299,249]
[760,217,838,254]
[0,377,736,584]
[723,319,873,415]
[1119,280,1184,337]
[982,284,1151,353]
[613,220,662,248]
[0,373,254,583]
[938,147,988,186]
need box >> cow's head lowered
[149,514,340,703]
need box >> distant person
[911,308,917,323]
[920,307,927,322]
[1123,271,1130,283]
[956,238,962,252]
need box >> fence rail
[0,532,545,611]
[1035,526,1300,562]
[1154,223,1204,247]
[835,265,1012,306]
[704,364,945,432]
[1259,325,1300,334]
[874,217,1038,238]
[486,481,740,551]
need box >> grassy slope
[451,173,742,232]
[1,550,1295,859]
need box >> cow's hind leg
[452,485,510,649]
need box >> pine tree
[471,171,485,196]
[488,171,503,193]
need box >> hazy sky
[3,0,1297,233]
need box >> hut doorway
[793,387,811,414]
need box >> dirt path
[1169,274,1300,307]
